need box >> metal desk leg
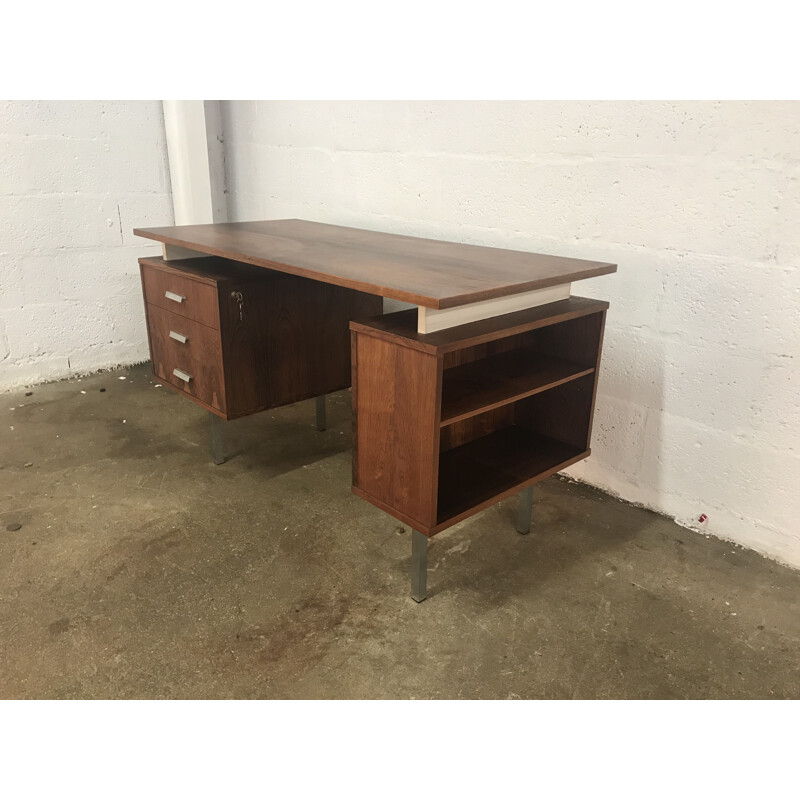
[209,412,225,465]
[315,395,327,432]
[516,485,534,534]
[411,529,428,603]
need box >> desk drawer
[141,262,220,328]
[146,304,225,411]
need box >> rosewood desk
[134,220,616,601]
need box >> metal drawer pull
[164,290,186,303]
[169,330,188,344]
[172,368,192,383]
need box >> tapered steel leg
[209,412,225,465]
[516,485,534,534]
[315,395,326,432]
[411,529,428,603]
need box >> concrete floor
[1,363,799,699]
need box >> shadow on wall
[564,261,667,526]
[566,253,796,564]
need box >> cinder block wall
[1,100,798,570]
[221,101,800,568]
[0,101,172,388]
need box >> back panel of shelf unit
[513,373,596,452]
[439,405,515,452]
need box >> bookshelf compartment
[440,350,594,426]
[440,314,603,427]
[436,373,596,527]
[436,427,586,527]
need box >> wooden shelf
[440,351,595,427]
[436,427,587,527]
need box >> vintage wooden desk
[134,220,616,601]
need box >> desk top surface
[134,219,616,309]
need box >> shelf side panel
[352,333,441,530]
[585,310,608,448]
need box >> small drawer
[145,304,225,412]
[141,262,220,329]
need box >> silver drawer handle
[164,290,186,303]
[172,368,192,383]
[169,330,188,344]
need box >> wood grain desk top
[134,219,616,310]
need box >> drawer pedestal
[139,254,382,430]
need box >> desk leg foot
[315,395,327,432]
[411,529,428,602]
[209,412,225,465]
[516,485,533,534]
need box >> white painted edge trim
[162,243,213,261]
[417,283,571,334]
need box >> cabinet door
[220,274,382,417]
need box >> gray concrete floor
[1,363,799,699]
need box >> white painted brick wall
[0,101,172,389]
[221,100,800,568]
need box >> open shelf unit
[350,296,608,536]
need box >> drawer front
[141,263,220,328]
[146,304,225,412]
